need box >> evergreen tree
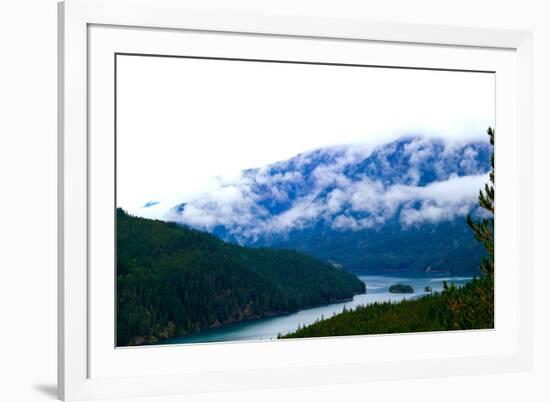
[466,127,494,279]
[444,127,495,329]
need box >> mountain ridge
[165,136,492,273]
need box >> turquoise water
[154,274,472,345]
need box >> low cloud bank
[165,137,490,240]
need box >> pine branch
[466,127,495,278]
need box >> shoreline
[133,290,366,346]
[133,274,474,346]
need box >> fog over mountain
[143,136,492,273]
[167,137,490,232]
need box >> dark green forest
[116,209,365,346]
[257,220,485,274]
[279,276,493,339]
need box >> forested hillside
[258,220,484,274]
[116,209,365,346]
[279,277,494,339]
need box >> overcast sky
[116,55,495,218]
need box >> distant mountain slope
[256,220,484,273]
[116,209,365,346]
[166,136,492,274]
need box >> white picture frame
[58,0,533,400]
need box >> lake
[154,273,473,345]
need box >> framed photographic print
[58,0,533,400]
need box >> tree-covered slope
[116,209,365,346]
[280,277,494,339]
[256,219,484,274]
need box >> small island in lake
[389,284,414,293]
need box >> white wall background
[0,0,548,401]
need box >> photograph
[2,0,545,401]
[115,54,495,347]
